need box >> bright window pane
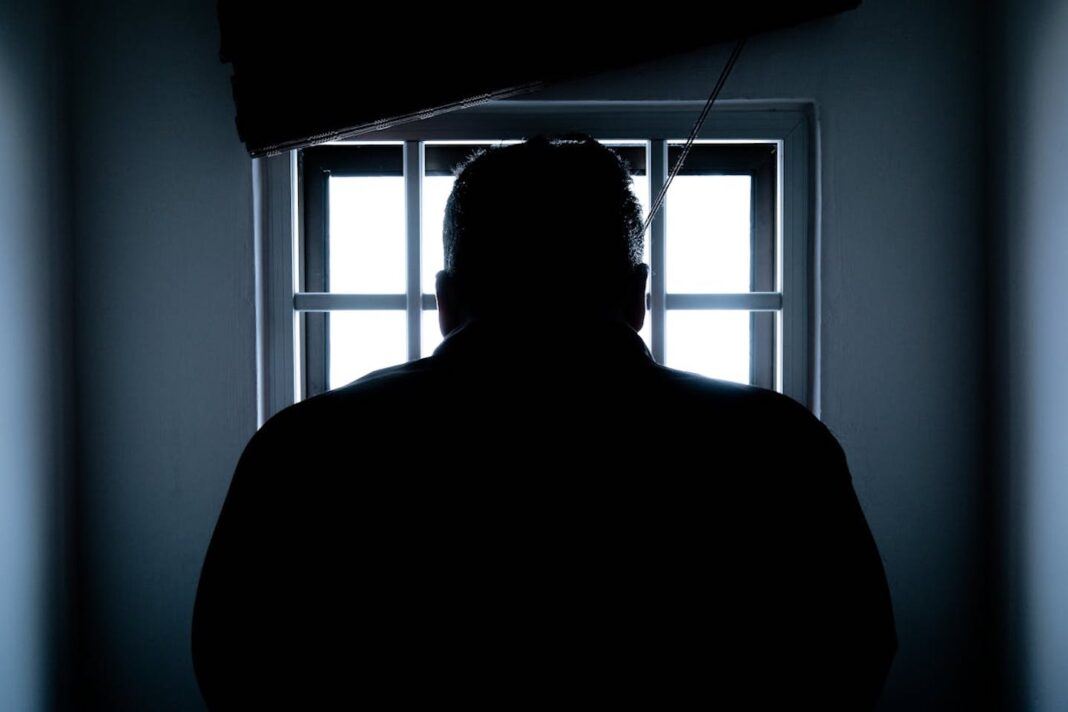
[666,175,751,293]
[422,175,454,294]
[422,311,445,357]
[328,311,407,388]
[638,308,652,351]
[665,310,750,384]
[329,176,405,293]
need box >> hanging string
[641,38,747,237]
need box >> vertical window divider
[649,139,668,363]
[404,141,423,361]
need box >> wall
[69,0,256,708]
[66,0,991,709]
[990,0,1068,709]
[0,1,72,710]
[533,0,988,708]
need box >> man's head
[436,135,649,335]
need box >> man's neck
[433,317,652,370]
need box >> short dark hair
[443,134,644,315]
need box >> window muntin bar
[404,141,423,361]
[648,139,668,364]
[295,292,783,312]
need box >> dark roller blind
[218,1,860,157]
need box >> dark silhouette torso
[193,319,895,709]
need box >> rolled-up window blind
[217,1,860,157]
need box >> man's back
[193,320,895,709]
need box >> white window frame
[252,101,819,425]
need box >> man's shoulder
[649,365,838,445]
[253,359,439,441]
[318,357,439,401]
[652,365,810,416]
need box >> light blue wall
[0,1,70,710]
[70,0,256,708]
[992,1,1068,709]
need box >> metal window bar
[649,139,668,364]
[301,153,329,397]
[404,141,423,361]
[295,292,783,312]
[749,144,778,389]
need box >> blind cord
[641,38,748,238]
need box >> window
[253,103,816,422]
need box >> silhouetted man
[193,136,895,709]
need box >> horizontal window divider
[295,291,782,312]
[664,292,783,311]
[294,293,406,311]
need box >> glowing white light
[328,311,407,388]
[421,175,454,294]
[665,310,750,385]
[666,175,751,293]
[329,176,405,293]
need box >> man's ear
[436,270,465,336]
[624,264,649,332]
